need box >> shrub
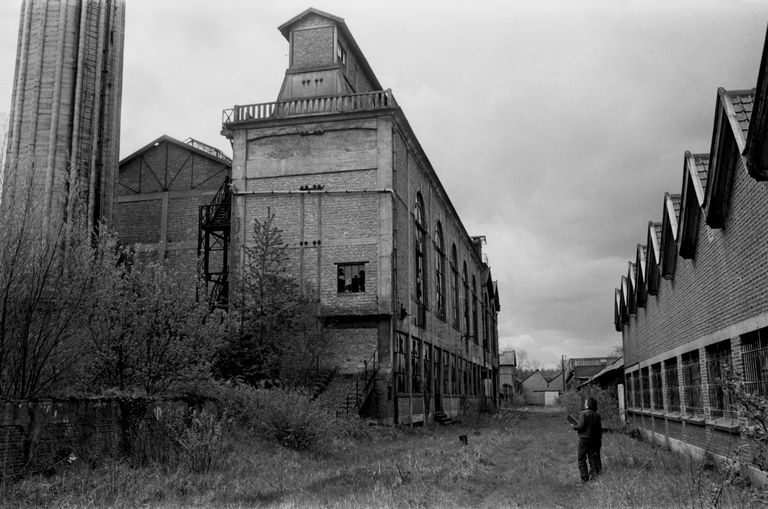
[250,388,336,451]
[560,385,622,430]
[127,407,232,473]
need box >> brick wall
[0,397,215,479]
[624,157,768,366]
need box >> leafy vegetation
[3,408,764,508]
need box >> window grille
[443,352,450,394]
[651,363,663,411]
[706,340,733,418]
[451,355,458,394]
[423,344,432,396]
[742,327,768,397]
[664,358,680,412]
[641,367,651,408]
[395,335,407,393]
[629,372,641,408]
[681,350,703,416]
[411,338,421,393]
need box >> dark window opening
[337,263,366,293]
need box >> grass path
[5,407,764,508]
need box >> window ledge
[651,410,665,418]
[665,412,683,422]
[682,415,706,426]
[707,418,741,434]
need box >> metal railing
[339,350,379,416]
[183,137,231,163]
[222,89,398,125]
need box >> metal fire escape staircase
[198,177,231,308]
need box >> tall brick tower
[2,0,125,234]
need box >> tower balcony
[222,89,398,126]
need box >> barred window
[742,327,768,397]
[411,338,422,393]
[395,335,407,394]
[451,355,458,394]
[664,357,680,412]
[651,363,663,411]
[443,350,450,394]
[682,350,703,416]
[641,367,651,408]
[631,371,641,408]
[706,340,733,418]
[423,344,432,396]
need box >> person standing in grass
[571,396,602,483]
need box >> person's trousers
[577,438,602,482]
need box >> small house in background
[566,357,620,390]
[499,351,519,403]
[521,370,548,405]
[520,370,563,406]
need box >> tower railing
[222,89,398,125]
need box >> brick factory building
[115,135,231,292]
[2,0,124,234]
[614,27,768,466]
[221,9,501,424]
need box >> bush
[251,388,336,451]
[560,386,622,429]
[128,407,232,473]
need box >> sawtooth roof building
[614,26,768,470]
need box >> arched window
[450,244,459,329]
[472,275,479,344]
[462,262,470,342]
[414,193,427,314]
[434,222,446,320]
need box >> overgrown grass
[2,408,765,508]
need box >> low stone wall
[0,396,216,479]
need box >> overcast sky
[2,0,768,368]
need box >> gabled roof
[119,135,232,168]
[620,276,630,323]
[520,370,547,384]
[277,8,382,91]
[627,262,637,315]
[678,152,708,259]
[635,244,647,308]
[578,357,624,388]
[705,88,755,228]
[646,221,662,295]
[745,26,768,180]
[614,288,623,331]
[660,193,681,279]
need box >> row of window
[413,193,496,352]
[393,335,492,397]
[626,327,768,419]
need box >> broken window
[434,222,446,320]
[337,263,366,293]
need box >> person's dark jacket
[573,400,602,441]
